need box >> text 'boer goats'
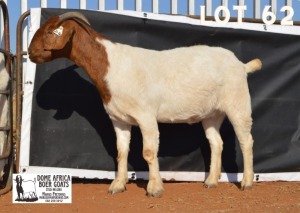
[28,12,262,197]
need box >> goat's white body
[0,53,9,180]
[100,39,249,125]
[97,38,257,195]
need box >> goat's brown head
[28,12,90,64]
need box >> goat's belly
[157,109,219,124]
[157,113,215,124]
[156,95,220,124]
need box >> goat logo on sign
[14,175,38,202]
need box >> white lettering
[214,6,230,24]
[200,6,212,25]
[198,5,294,26]
[280,6,294,26]
[233,5,247,25]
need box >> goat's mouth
[28,54,43,64]
[28,49,51,64]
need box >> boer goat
[28,12,261,197]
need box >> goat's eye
[47,31,52,35]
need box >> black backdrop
[28,8,300,175]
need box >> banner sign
[19,8,300,182]
[12,174,72,204]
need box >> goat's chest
[103,98,139,125]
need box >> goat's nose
[27,49,31,55]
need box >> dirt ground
[1,179,300,213]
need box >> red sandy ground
[1,180,300,213]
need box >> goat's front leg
[109,120,131,194]
[139,119,164,197]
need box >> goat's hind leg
[202,113,225,188]
[109,121,131,194]
[227,110,254,190]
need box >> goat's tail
[245,58,262,74]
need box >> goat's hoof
[203,183,217,188]
[146,179,164,198]
[108,187,126,195]
[146,190,163,198]
[108,179,127,195]
[241,185,252,190]
[241,178,253,190]
[203,184,217,188]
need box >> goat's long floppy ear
[42,20,74,51]
[42,13,90,51]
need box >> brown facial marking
[28,15,112,105]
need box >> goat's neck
[69,29,111,105]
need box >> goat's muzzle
[28,48,51,64]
